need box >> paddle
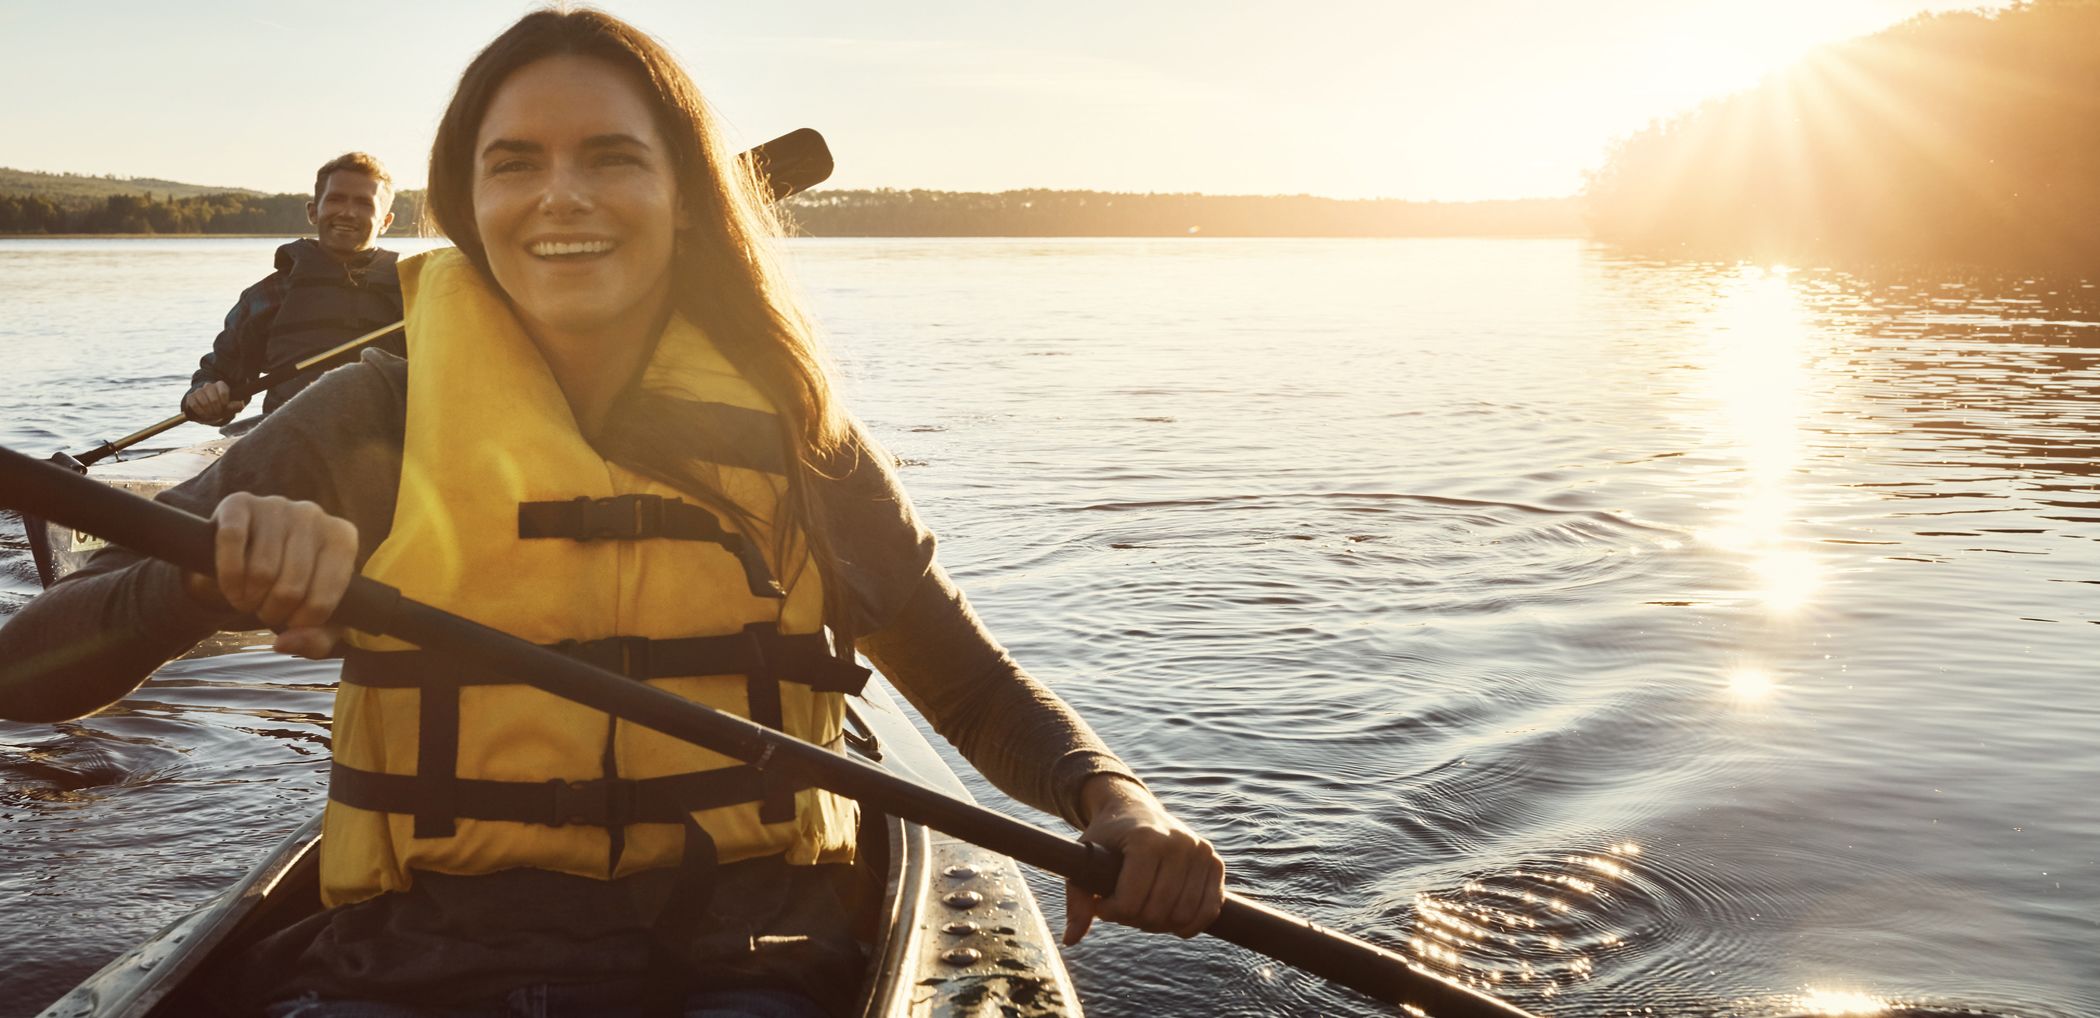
[54,127,836,471]
[0,444,1542,1018]
[58,321,408,471]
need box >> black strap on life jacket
[326,759,809,828]
[338,625,869,693]
[514,491,802,823]
[518,494,786,600]
[334,621,863,838]
[645,400,792,477]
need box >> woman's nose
[538,165,594,215]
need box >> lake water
[1,237,2095,1018]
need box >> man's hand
[181,380,248,425]
[1063,774,1226,944]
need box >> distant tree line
[782,189,1580,238]
[4,184,1571,238]
[0,190,424,235]
[1586,0,2100,269]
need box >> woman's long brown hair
[426,9,857,626]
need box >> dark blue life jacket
[260,238,404,411]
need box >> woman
[0,10,1222,1017]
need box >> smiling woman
[0,7,1225,1018]
[463,55,682,431]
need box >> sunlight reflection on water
[2,238,2097,1018]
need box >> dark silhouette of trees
[1587,0,2100,268]
[0,187,424,235]
[5,182,1566,238]
[781,189,1580,238]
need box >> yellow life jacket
[319,248,868,909]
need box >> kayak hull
[25,438,237,587]
[35,682,1080,1017]
[32,432,1082,1016]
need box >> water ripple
[4,240,2097,1018]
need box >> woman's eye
[488,159,534,175]
[597,152,643,168]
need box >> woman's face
[472,54,684,346]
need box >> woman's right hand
[182,493,359,659]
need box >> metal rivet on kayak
[943,863,978,879]
[942,920,978,936]
[940,947,982,967]
[943,890,983,909]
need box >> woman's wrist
[1078,772,1152,826]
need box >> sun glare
[1795,988,1889,1015]
[1696,266,1823,613]
[1643,8,1867,115]
[1753,549,1821,612]
[1727,668,1779,702]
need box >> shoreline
[2,233,357,240]
[3,231,1590,241]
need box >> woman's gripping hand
[1063,774,1226,944]
[182,493,358,659]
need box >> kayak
[26,435,1083,1017]
[23,430,246,587]
[7,415,1547,1018]
[36,680,1081,1018]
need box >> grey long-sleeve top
[0,349,1134,1009]
[0,348,1130,826]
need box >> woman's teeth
[531,240,615,258]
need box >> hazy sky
[0,0,2007,200]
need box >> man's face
[307,170,394,257]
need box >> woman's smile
[527,237,619,259]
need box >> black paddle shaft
[0,446,1541,1018]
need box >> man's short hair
[314,152,394,203]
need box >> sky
[0,0,2011,201]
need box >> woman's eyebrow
[581,133,651,150]
[479,135,649,159]
[481,138,543,159]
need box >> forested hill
[780,190,1582,238]
[0,170,426,236]
[3,167,1578,238]
[0,167,263,201]
[1586,0,2100,269]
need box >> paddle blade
[743,128,834,202]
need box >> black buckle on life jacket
[556,636,653,679]
[740,622,798,824]
[548,777,638,828]
[571,494,663,541]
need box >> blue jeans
[264,984,831,1018]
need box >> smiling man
[180,152,406,425]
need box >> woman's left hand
[1063,774,1225,944]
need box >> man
[181,152,406,425]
